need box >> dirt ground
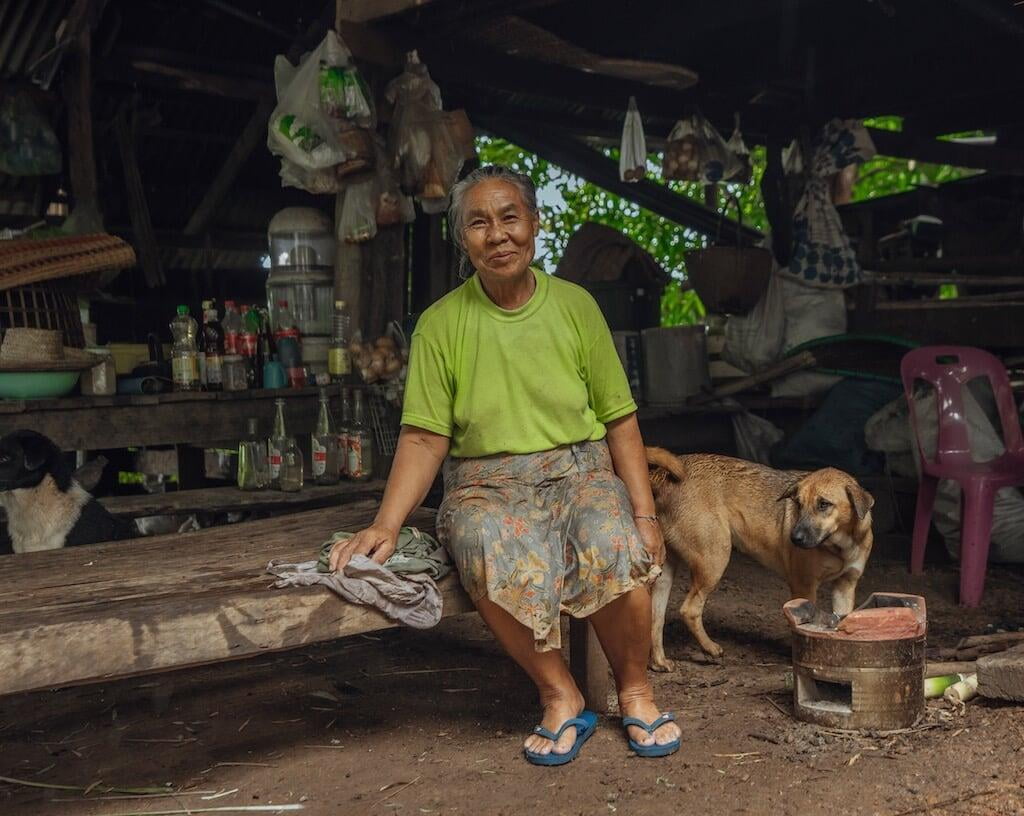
[3,542,1024,816]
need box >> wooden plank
[336,0,438,23]
[569,618,610,715]
[114,109,164,287]
[102,481,386,518]
[62,23,102,233]
[182,4,333,236]
[688,351,817,405]
[0,387,343,452]
[869,128,1024,176]
[0,502,475,696]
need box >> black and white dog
[0,430,134,553]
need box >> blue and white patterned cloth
[786,119,876,288]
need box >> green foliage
[477,125,977,325]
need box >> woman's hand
[635,516,666,567]
[328,523,400,572]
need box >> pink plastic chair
[900,346,1024,607]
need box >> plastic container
[267,207,335,338]
[222,355,248,391]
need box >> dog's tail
[645,446,686,482]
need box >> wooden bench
[0,500,609,710]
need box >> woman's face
[460,179,539,283]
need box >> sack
[0,92,61,176]
[722,269,786,373]
[619,96,646,182]
[267,31,375,184]
[725,113,752,184]
[338,179,378,244]
[770,275,846,397]
[663,111,734,183]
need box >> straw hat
[0,328,100,372]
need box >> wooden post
[63,24,103,233]
[569,617,610,714]
[114,109,164,287]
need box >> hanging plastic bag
[663,117,700,181]
[338,179,378,244]
[619,96,646,182]
[385,52,463,206]
[663,111,733,183]
[373,139,415,227]
[0,92,61,176]
[267,31,375,181]
[725,113,752,184]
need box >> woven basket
[0,233,136,292]
[0,282,85,348]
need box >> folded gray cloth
[316,526,451,580]
[267,554,442,629]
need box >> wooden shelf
[102,480,386,518]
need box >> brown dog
[645,448,874,671]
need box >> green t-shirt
[401,267,637,457]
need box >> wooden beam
[868,128,1024,175]
[104,51,271,100]
[114,109,164,287]
[182,3,334,237]
[477,116,762,243]
[336,0,438,23]
[62,23,103,233]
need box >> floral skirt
[436,440,659,651]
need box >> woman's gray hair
[448,165,539,278]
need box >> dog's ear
[777,481,799,503]
[846,484,875,521]
[18,433,52,472]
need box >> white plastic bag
[731,409,785,465]
[619,96,646,182]
[267,31,374,178]
[663,111,735,182]
[722,270,786,373]
[338,179,378,244]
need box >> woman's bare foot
[618,688,681,749]
[522,686,586,757]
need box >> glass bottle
[338,388,353,479]
[328,300,351,383]
[202,300,225,392]
[279,438,304,492]
[237,417,269,490]
[267,398,287,489]
[347,389,374,481]
[312,388,339,485]
[170,305,200,392]
[222,300,242,355]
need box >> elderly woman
[329,165,680,765]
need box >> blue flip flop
[623,712,680,758]
[524,709,598,766]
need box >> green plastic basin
[0,370,81,400]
